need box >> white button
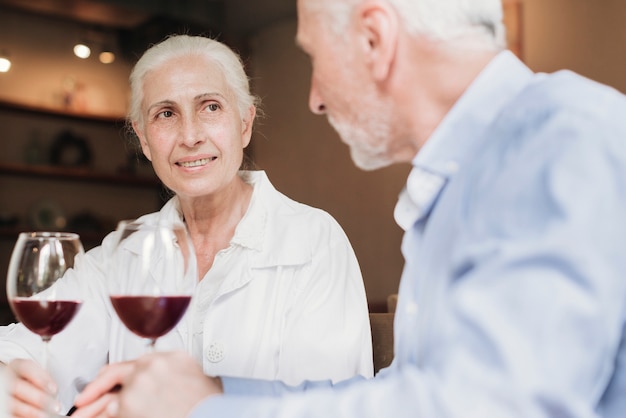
[406,302,418,315]
[445,161,459,173]
[205,342,225,363]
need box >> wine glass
[6,232,84,415]
[107,218,196,351]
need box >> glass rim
[19,231,81,240]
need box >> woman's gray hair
[128,34,259,126]
[304,0,505,50]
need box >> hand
[71,361,132,418]
[73,351,223,418]
[3,358,61,417]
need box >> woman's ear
[241,105,256,148]
[132,120,152,161]
[357,1,399,81]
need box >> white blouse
[0,171,373,411]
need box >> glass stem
[41,339,56,417]
[147,339,156,354]
[41,338,49,372]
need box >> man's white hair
[304,0,505,49]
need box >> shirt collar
[159,171,267,252]
[230,170,266,251]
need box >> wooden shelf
[0,162,161,188]
[0,98,125,124]
[0,227,105,244]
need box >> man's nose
[308,79,326,115]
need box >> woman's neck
[179,176,254,279]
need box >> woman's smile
[176,157,217,168]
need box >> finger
[74,363,133,407]
[8,397,48,418]
[106,397,119,417]
[8,390,61,418]
[9,359,56,393]
[72,392,119,418]
[9,374,59,415]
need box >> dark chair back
[369,312,395,374]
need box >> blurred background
[0,0,625,322]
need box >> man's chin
[350,149,392,171]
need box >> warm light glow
[0,57,10,72]
[73,43,91,59]
[99,51,115,64]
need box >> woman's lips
[176,157,217,168]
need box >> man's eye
[206,103,220,112]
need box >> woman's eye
[157,110,173,119]
[206,103,220,112]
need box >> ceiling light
[73,43,91,59]
[99,50,115,64]
[0,57,11,73]
[0,50,11,73]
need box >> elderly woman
[0,35,372,415]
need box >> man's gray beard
[328,114,393,171]
[349,146,393,171]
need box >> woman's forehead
[143,55,230,98]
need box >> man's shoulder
[515,70,626,122]
[482,70,626,164]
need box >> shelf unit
[0,161,160,188]
[0,227,108,244]
[0,99,166,321]
[0,98,125,124]
[0,99,164,224]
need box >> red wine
[110,295,191,340]
[11,298,82,341]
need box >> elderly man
[72,0,626,417]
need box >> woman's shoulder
[246,171,347,241]
[263,179,339,225]
[248,170,330,215]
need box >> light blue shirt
[190,51,626,417]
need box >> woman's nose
[180,117,205,147]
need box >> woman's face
[134,54,254,200]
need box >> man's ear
[132,120,152,161]
[357,1,399,81]
[241,105,256,149]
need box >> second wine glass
[6,232,84,417]
[107,218,196,351]
[6,232,84,367]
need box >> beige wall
[523,0,626,93]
